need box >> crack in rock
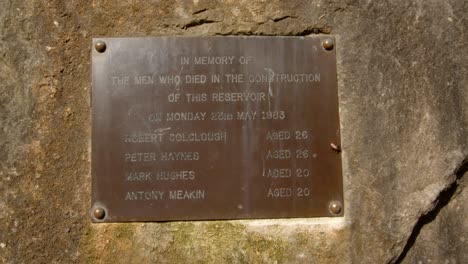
[295,26,331,35]
[192,8,208,15]
[271,15,296,22]
[182,19,219,30]
[389,154,468,264]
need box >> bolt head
[329,201,343,215]
[95,40,106,53]
[322,38,334,51]
[93,207,106,220]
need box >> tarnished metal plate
[91,36,343,222]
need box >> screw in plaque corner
[92,206,106,221]
[95,40,107,53]
[329,201,343,215]
[322,38,334,51]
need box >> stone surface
[402,171,468,264]
[0,0,467,263]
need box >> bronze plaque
[91,36,343,222]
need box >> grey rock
[0,0,467,263]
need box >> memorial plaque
[91,36,343,222]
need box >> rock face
[402,170,468,264]
[0,0,467,263]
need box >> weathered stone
[0,0,467,263]
[401,169,468,264]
